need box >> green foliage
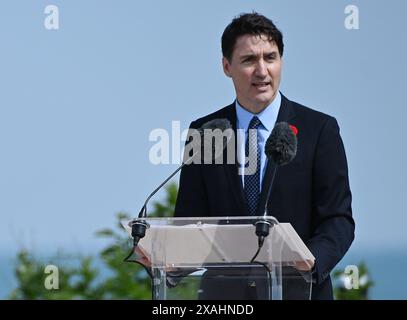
[9,183,177,300]
[9,250,101,299]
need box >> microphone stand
[251,160,278,262]
[124,148,200,263]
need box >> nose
[254,59,268,78]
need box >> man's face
[223,34,282,113]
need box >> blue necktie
[244,116,261,215]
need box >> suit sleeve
[306,117,355,284]
[174,121,210,217]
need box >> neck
[237,103,267,114]
[237,93,278,114]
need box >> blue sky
[1,0,406,264]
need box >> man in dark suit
[174,12,354,300]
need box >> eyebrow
[239,51,278,61]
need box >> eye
[266,54,276,62]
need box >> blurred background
[0,0,406,299]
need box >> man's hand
[294,259,315,271]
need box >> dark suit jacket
[174,93,355,300]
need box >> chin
[255,93,275,106]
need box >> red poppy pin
[289,124,298,136]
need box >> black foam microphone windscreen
[265,122,297,165]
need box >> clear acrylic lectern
[122,216,315,300]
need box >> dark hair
[221,12,284,61]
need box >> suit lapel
[256,93,297,216]
[275,93,297,124]
[222,103,248,214]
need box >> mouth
[252,81,271,89]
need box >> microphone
[265,122,297,166]
[200,118,234,163]
[130,118,232,247]
[254,122,297,252]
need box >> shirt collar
[235,91,281,132]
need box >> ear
[222,57,232,77]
